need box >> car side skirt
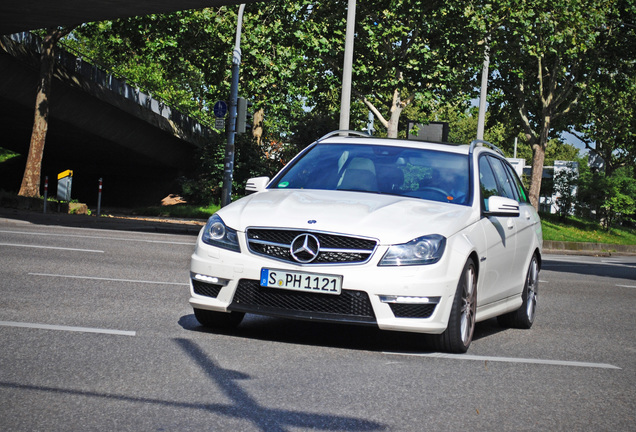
[475,294,524,322]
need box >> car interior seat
[337,157,378,192]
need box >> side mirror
[245,176,270,194]
[484,196,520,217]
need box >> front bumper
[189,238,464,335]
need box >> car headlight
[379,234,446,266]
[201,214,240,252]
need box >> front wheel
[428,258,477,353]
[497,254,539,329]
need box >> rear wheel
[497,254,539,329]
[429,258,477,353]
[193,308,244,329]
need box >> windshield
[270,143,470,205]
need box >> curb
[0,207,204,236]
[543,240,636,257]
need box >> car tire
[428,258,477,353]
[193,308,245,329]
[497,254,539,329]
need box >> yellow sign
[57,170,73,180]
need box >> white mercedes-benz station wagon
[189,131,542,353]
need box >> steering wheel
[418,186,451,199]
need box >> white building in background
[507,159,579,214]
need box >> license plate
[260,268,342,295]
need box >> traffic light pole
[221,3,246,208]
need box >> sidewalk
[1,206,635,256]
[0,206,204,236]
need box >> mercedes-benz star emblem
[290,234,320,263]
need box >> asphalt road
[1,216,635,431]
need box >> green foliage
[552,165,578,219]
[54,0,634,216]
[572,66,636,175]
[577,164,636,229]
[0,147,19,163]
[464,0,636,206]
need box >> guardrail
[5,31,211,139]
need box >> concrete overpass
[0,0,260,207]
[0,1,259,35]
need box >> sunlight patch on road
[384,351,621,370]
[29,272,189,286]
[0,320,135,336]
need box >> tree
[577,164,636,229]
[295,0,483,138]
[571,71,636,177]
[18,26,74,198]
[469,0,633,210]
[569,1,636,176]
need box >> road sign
[214,100,228,118]
[215,117,225,130]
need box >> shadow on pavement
[178,313,505,354]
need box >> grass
[540,213,636,245]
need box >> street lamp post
[339,0,357,131]
[221,3,246,207]
[476,39,490,140]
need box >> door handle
[507,219,515,229]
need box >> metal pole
[97,178,103,217]
[221,3,246,207]
[339,0,357,131]
[43,176,48,214]
[476,39,490,140]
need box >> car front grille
[192,279,223,298]
[388,303,437,319]
[246,228,377,265]
[228,279,377,325]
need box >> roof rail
[469,139,505,156]
[316,130,371,142]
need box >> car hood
[217,189,477,244]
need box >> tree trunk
[528,141,546,210]
[386,105,401,138]
[18,28,70,198]
[527,116,551,210]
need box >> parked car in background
[189,131,542,353]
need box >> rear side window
[504,163,529,203]
[479,155,527,210]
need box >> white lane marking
[0,243,103,253]
[0,229,195,245]
[0,320,135,336]
[384,351,621,370]
[28,272,189,286]
[616,284,636,289]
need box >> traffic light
[236,97,253,133]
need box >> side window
[504,163,529,203]
[489,156,517,200]
[478,156,499,210]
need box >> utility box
[57,170,73,201]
